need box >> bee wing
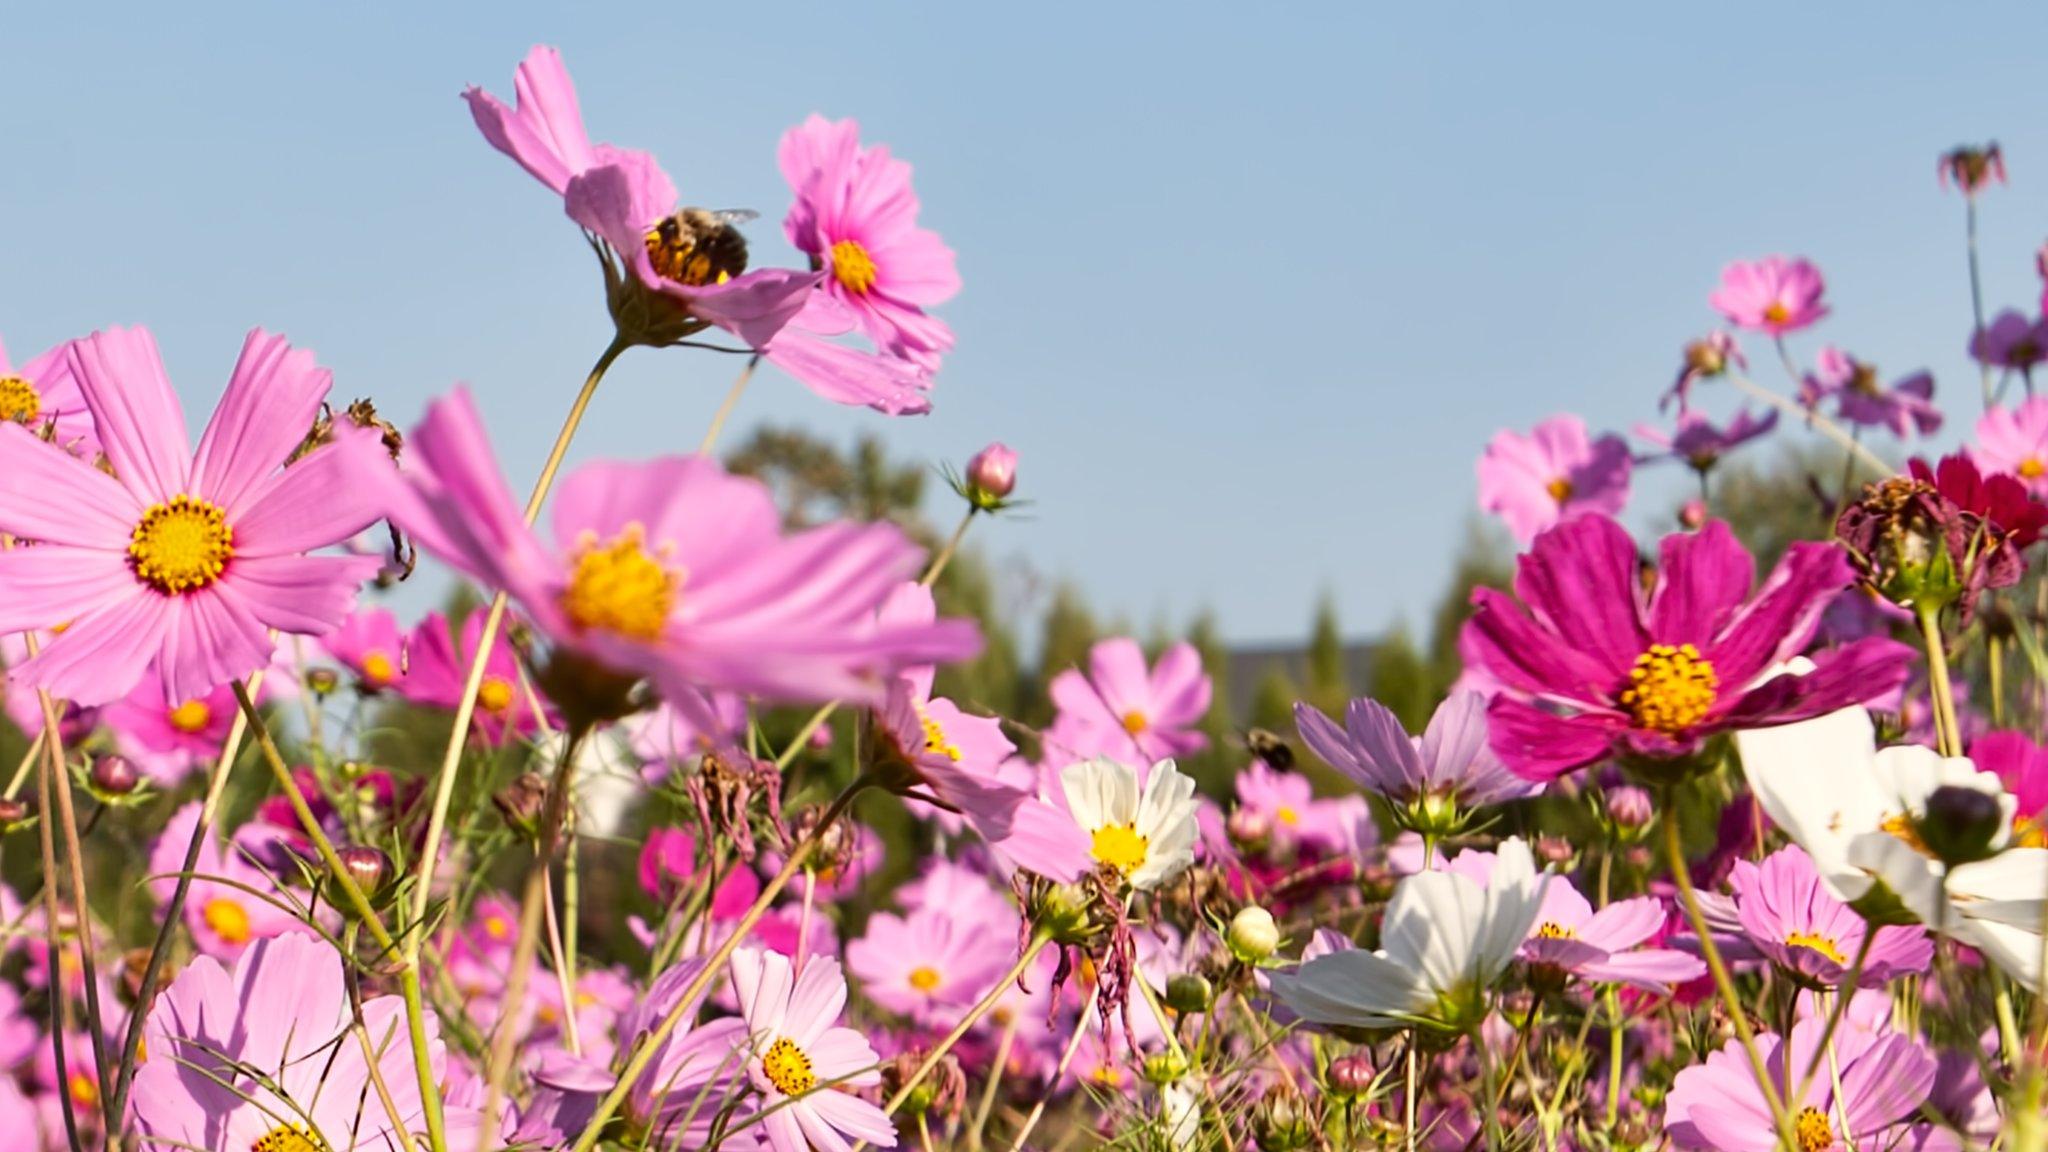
[705,209,760,226]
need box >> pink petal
[65,326,192,503]
[15,591,173,706]
[0,423,138,547]
[189,330,331,517]
[232,424,393,556]
[0,547,136,633]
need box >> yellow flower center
[1120,710,1150,735]
[361,650,395,687]
[68,1071,97,1108]
[202,897,252,945]
[478,675,515,715]
[1534,921,1575,939]
[1764,302,1792,326]
[830,239,878,294]
[561,526,678,642]
[253,1125,325,1152]
[919,710,960,761]
[1881,812,1934,857]
[0,376,41,424]
[908,966,943,992]
[2022,457,2046,480]
[1794,1106,1833,1152]
[762,1036,817,1095]
[1784,931,1846,966]
[167,699,212,734]
[1091,822,1150,875]
[484,915,510,939]
[130,495,235,594]
[2016,815,2048,849]
[1618,644,1719,734]
[1276,806,1299,826]
[1545,476,1574,504]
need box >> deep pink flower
[1462,516,1911,781]
[402,609,542,743]
[0,333,92,451]
[780,115,959,370]
[1801,346,1941,438]
[319,605,405,692]
[1476,415,1632,544]
[103,680,236,786]
[0,327,386,706]
[1973,396,2048,496]
[1665,1019,1935,1151]
[1708,256,1828,334]
[1970,309,2048,371]
[1726,847,1932,987]
[1045,637,1211,763]
[1971,730,2048,845]
[1634,408,1778,473]
[354,388,979,715]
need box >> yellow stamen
[1618,643,1719,734]
[202,897,251,945]
[130,495,234,594]
[1794,1106,1833,1152]
[1784,931,1846,966]
[919,710,960,761]
[830,239,878,294]
[561,525,678,642]
[2022,457,2046,481]
[1763,302,1792,326]
[68,1072,97,1108]
[361,650,395,687]
[1276,806,1299,826]
[484,915,509,939]
[1534,921,1575,940]
[1545,476,1574,504]
[167,699,212,734]
[478,675,515,715]
[762,1036,817,1095]
[1091,822,1150,875]
[252,1125,325,1152]
[1881,812,1933,857]
[1120,710,1150,735]
[908,966,942,992]
[0,376,41,424]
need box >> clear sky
[5,2,2047,644]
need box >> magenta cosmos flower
[1462,516,1911,782]
[355,388,978,715]
[0,327,386,706]
[403,609,543,744]
[1633,409,1778,475]
[1045,637,1211,763]
[319,604,405,692]
[0,333,92,450]
[1708,256,1828,335]
[1664,1018,1936,1152]
[1972,730,2048,846]
[1295,690,1535,814]
[1800,346,1941,439]
[130,933,464,1150]
[781,115,959,371]
[1973,396,2048,495]
[731,947,896,1152]
[104,680,236,786]
[1726,846,1932,988]
[1476,414,1632,545]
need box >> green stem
[920,509,976,589]
[1917,606,1962,758]
[698,353,761,455]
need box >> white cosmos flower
[1737,705,2047,991]
[1061,756,1200,890]
[1266,838,1548,1033]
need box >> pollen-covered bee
[644,208,758,287]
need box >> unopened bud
[306,667,341,696]
[1326,1051,1375,1098]
[1142,1050,1190,1085]
[1535,836,1575,867]
[1919,785,2006,866]
[89,755,139,797]
[1165,972,1213,1014]
[335,845,394,900]
[0,798,32,829]
[1228,905,1281,963]
[1227,806,1271,848]
[493,772,549,835]
[1678,498,1708,531]
[964,442,1018,507]
[1255,1088,1316,1152]
[1605,785,1654,831]
[1028,881,1099,946]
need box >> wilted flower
[1939,142,2006,196]
[1463,516,1910,782]
[1709,256,1828,335]
[1476,414,1632,544]
[1839,453,2046,620]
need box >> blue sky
[5,3,2047,643]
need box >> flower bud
[1678,498,1708,531]
[1142,1050,1191,1085]
[1682,337,1729,379]
[1026,881,1099,946]
[335,845,394,900]
[0,797,32,829]
[1165,972,1213,1015]
[1605,785,1654,831]
[1918,785,2006,866]
[89,755,140,797]
[964,442,1017,508]
[306,667,341,696]
[1227,806,1271,848]
[1254,1087,1317,1152]
[1535,836,1575,867]
[1326,1051,1375,1098]
[1228,905,1281,963]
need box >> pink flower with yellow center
[101,679,236,786]
[1972,395,2048,496]
[0,327,387,706]
[401,608,543,744]
[1476,414,1632,545]
[0,333,93,452]
[319,605,405,691]
[1708,255,1829,334]
[145,802,312,959]
[1044,637,1211,764]
[732,948,896,1152]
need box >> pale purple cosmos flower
[351,388,978,716]
[1726,847,1932,988]
[1633,409,1778,475]
[1476,414,1632,544]
[1294,690,1536,813]
[1971,395,2048,495]
[612,959,754,1143]
[1045,638,1211,763]
[1462,516,1911,782]
[1801,346,1941,438]
[1664,1018,1936,1152]
[1969,309,2048,372]
[1709,256,1828,334]
[0,327,387,706]
[731,948,896,1152]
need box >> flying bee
[644,208,758,288]
[1245,727,1295,770]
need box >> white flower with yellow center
[1062,757,1200,891]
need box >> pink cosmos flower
[731,947,896,1152]
[610,960,754,1142]
[1664,1018,1935,1152]
[1970,309,2048,372]
[1442,853,1704,992]
[0,327,386,706]
[1800,346,1941,438]
[1230,760,1353,855]
[780,115,959,371]
[103,680,236,786]
[1971,730,2048,845]
[1476,415,1632,544]
[319,604,405,692]
[353,388,978,716]
[147,802,312,959]
[1972,396,2048,495]
[0,334,92,451]
[130,933,465,1149]
[1633,409,1778,474]
[403,609,541,743]
[1295,690,1536,811]
[847,904,1013,1027]
[1727,847,1932,987]
[1708,256,1829,334]
[1045,638,1211,763]
[1462,516,1912,781]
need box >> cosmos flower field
[6,44,2048,1152]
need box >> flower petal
[66,326,192,503]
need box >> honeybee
[644,208,758,287]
